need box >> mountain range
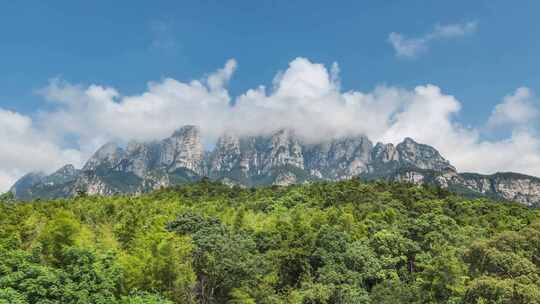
[10,125,540,206]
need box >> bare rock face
[9,172,46,199]
[83,142,124,171]
[434,170,461,189]
[490,175,540,206]
[305,136,373,180]
[394,171,426,185]
[396,138,455,171]
[71,172,117,196]
[11,124,540,207]
[370,138,455,172]
[210,129,306,185]
[265,129,304,171]
[122,141,159,177]
[51,164,78,179]
[384,168,540,207]
[209,133,242,177]
[237,137,264,176]
[39,126,206,198]
[460,175,492,194]
[372,142,399,164]
[160,125,204,174]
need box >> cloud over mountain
[0,56,538,191]
[0,109,81,191]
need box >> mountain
[10,125,540,206]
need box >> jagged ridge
[10,125,540,206]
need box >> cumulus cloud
[487,87,539,128]
[0,108,81,191]
[389,21,478,58]
[1,56,540,191]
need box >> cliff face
[458,173,540,207]
[10,125,540,206]
[388,169,540,207]
[160,126,205,175]
[396,138,455,171]
[304,135,373,180]
[209,133,241,177]
[207,129,306,185]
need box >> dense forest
[1,179,540,303]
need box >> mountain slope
[10,125,540,206]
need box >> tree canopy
[1,179,539,303]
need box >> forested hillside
[1,179,540,303]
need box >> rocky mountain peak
[210,133,241,176]
[9,172,46,197]
[216,133,241,150]
[267,128,304,170]
[271,128,295,141]
[305,135,373,180]
[402,137,416,145]
[42,164,81,189]
[372,142,399,163]
[83,142,124,171]
[160,125,204,174]
[172,125,199,138]
[396,138,455,171]
[52,164,78,178]
[11,124,540,207]
[122,141,160,177]
[126,141,146,154]
[93,142,122,159]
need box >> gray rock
[9,172,46,199]
[159,125,204,174]
[372,142,399,163]
[396,137,455,171]
[83,142,124,171]
[305,135,373,180]
[265,129,304,171]
[123,141,160,177]
[209,133,242,177]
[10,125,540,207]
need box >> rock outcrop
[160,125,204,175]
[304,135,372,180]
[10,125,540,207]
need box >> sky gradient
[0,1,539,190]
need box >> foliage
[0,179,539,303]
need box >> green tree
[39,210,81,265]
[119,293,174,304]
[0,288,27,304]
[168,212,262,303]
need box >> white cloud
[0,108,82,191]
[388,33,428,58]
[1,56,540,192]
[389,21,478,58]
[487,87,539,128]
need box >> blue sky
[2,1,539,124]
[1,1,540,190]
